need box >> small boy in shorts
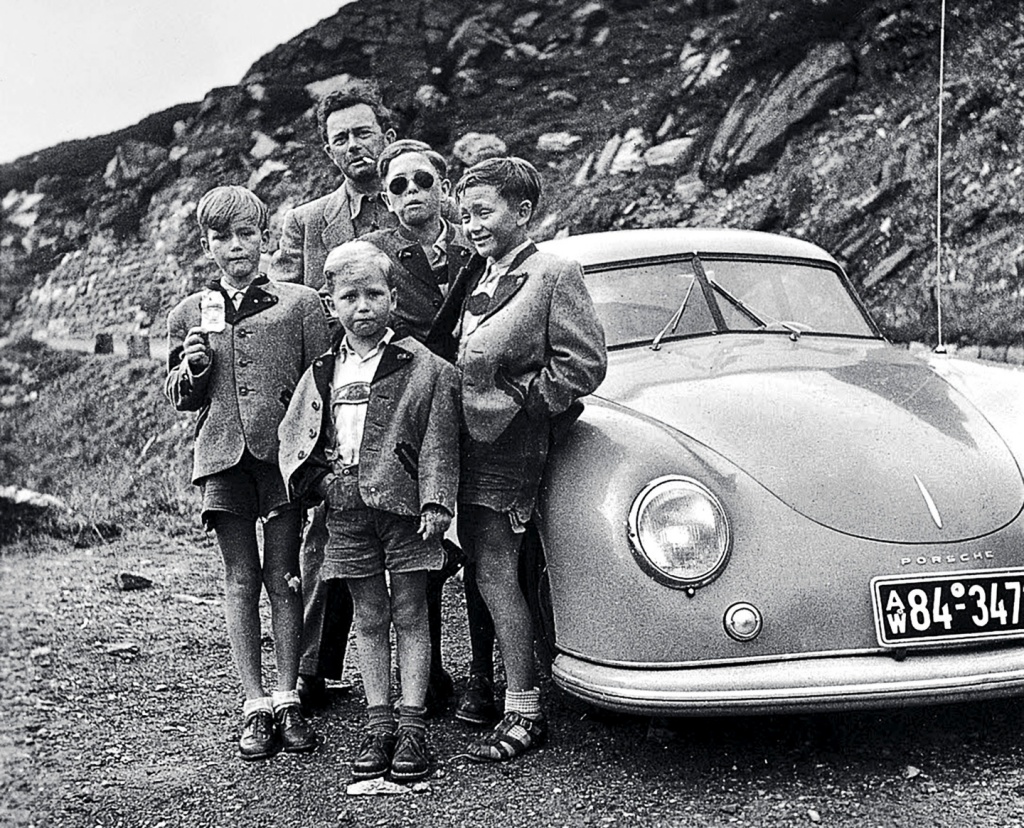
[279,239,460,782]
[165,185,329,760]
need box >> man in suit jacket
[269,79,398,709]
[270,79,398,291]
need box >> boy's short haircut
[454,156,542,213]
[316,78,393,144]
[324,240,396,291]
[196,186,269,233]
[377,139,449,181]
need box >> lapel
[394,236,437,288]
[372,340,414,384]
[205,276,278,325]
[311,350,335,403]
[481,242,537,320]
[321,186,355,251]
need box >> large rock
[103,140,170,190]
[705,42,856,183]
[452,132,508,167]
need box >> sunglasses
[387,170,435,195]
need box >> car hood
[599,335,1024,543]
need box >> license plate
[872,568,1024,647]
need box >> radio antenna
[934,0,947,354]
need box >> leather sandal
[467,711,546,762]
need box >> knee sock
[398,704,428,733]
[504,688,542,720]
[366,704,396,734]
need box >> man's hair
[195,186,269,233]
[316,78,393,144]
[376,139,448,181]
[323,240,396,290]
[454,156,542,212]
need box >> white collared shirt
[219,278,249,309]
[329,328,393,467]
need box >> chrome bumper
[552,648,1024,716]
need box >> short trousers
[198,450,295,530]
[459,408,550,530]
[323,469,444,580]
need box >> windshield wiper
[707,277,767,328]
[651,275,696,351]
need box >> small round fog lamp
[724,602,762,642]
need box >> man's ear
[440,178,451,197]
[516,199,534,227]
[200,235,214,259]
[383,128,397,145]
[322,143,333,162]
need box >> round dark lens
[412,170,435,189]
[388,176,409,196]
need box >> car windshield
[585,256,877,348]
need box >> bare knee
[390,589,427,636]
[352,598,391,640]
[263,567,303,603]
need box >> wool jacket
[362,222,473,357]
[279,336,460,517]
[269,185,396,290]
[428,243,608,443]
[165,276,331,483]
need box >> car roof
[537,228,839,268]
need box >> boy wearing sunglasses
[364,140,474,360]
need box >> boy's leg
[262,509,303,692]
[461,506,536,693]
[459,504,546,762]
[390,572,431,709]
[347,573,398,779]
[213,514,266,700]
[346,574,394,709]
[389,570,432,783]
[263,509,317,753]
[213,513,282,760]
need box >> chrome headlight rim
[627,475,732,590]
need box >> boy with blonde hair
[165,185,329,760]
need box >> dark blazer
[429,243,608,443]
[362,222,474,356]
[279,336,460,518]
[270,186,396,290]
[165,276,331,483]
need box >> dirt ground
[7,527,1024,828]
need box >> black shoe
[238,710,281,761]
[425,669,455,718]
[276,704,317,752]
[296,674,327,712]
[352,729,397,780]
[390,727,430,783]
[455,674,499,726]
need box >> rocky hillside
[1,0,1021,347]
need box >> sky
[0,1,350,163]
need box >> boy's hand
[182,327,211,371]
[418,505,452,540]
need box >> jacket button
[238,387,249,396]
[238,359,249,367]
[297,450,306,459]
[308,428,317,438]
[312,401,320,410]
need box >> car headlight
[627,476,731,590]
